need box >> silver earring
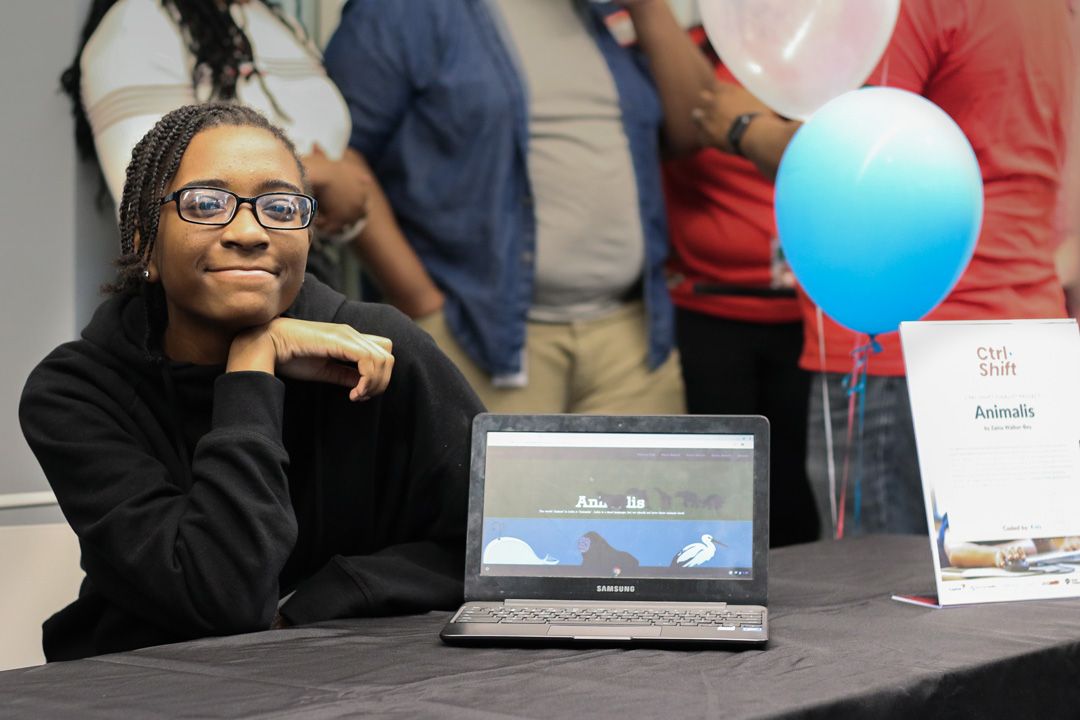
[142,269,150,279]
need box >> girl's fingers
[369,335,393,353]
[348,333,394,398]
[269,319,395,399]
[350,375,371,402]
[352,350,393,400]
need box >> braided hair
[109,102,304,296]
[60,0,293,165]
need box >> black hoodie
[19,277,483,661]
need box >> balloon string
[816,307,838,535]
[854,356,867,529]
[837,335,881,539]
[836,345,858,540]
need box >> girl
[20,103,482,661]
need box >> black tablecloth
[4,535,1080,719]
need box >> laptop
[440,413,770,646]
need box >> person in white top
[63,0,442,315]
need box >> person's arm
[323,1,424,168]
[692,83,799,181]
[623,0,716,156]
[19,362,297,638]
[341,150,445,319]
[79,1,197,203]
[735,112,801,181]
[301,147,443,317]
[323,1,445,318]
[278,307,483,624]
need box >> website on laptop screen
[480,431,755,580]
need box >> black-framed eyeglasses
[160,186,317,230]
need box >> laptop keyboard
[456,605,764,629]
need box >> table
[3,535,1079,719]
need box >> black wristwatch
[727,111,761,157]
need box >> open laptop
[440,413,770,647]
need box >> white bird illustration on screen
[671,534,727,568]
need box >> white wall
[0,524,83,669]
[0,0,102,671]
[0,0,107,526]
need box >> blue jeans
[806,373,927,537]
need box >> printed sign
[900,319,1080,605]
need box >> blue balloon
[775,87,983,336]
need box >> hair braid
[61,1,292,166]
[169,0,254,101]
[107,102,304,296]
[111,106,196,294]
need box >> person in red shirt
[664,30,818,546]
[692,0,1076,536]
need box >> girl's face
[150,125,309,358]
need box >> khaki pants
[416,303,686,414]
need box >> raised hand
[228,317,394,401]
[304,145,372,237]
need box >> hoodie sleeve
[20,358,297,640]
[279,304,482,624]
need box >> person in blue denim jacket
[325,0,712,413]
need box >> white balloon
[699,0,900,120]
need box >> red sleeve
[870,0,962,94]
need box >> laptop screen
[479,430,756,581]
